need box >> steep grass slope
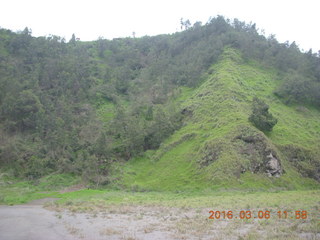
[119,48,320,191]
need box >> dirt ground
[0,198,319,240]
[0,198,242,240]
[0,200,75,240]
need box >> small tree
[69,33,76,45]
[249,97,277,132]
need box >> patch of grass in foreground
[0,173,80,205]
[56,189,320,211]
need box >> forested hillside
[0,16,319,188]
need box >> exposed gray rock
[266,153,281,177]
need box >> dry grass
[65,223,84,238]
[44,190,320,239]
[51,205,319,240]
[120,233,140,240]
[99,227,122,236]
[143,223,158,234]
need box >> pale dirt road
[0,203,77,240]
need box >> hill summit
[120,48,320,191]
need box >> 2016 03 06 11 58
[208,210,308,220]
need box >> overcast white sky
[1,0,319,52]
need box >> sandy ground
[0,198,319,240]
[0,198,184,240]
[0,198,231,240]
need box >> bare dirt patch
[1,200,319,240]
[26,197,60,205]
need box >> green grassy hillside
[119,48,320,191]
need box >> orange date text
[208,210,308,220]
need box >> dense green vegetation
[0,16,319,191]
[119,49,320,191]
[249,97,277,132]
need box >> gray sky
[1,0,319,52]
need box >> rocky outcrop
[197,126,284,178]
[233,126,283,177]
[280,145,320,182]
[266,153,281,177]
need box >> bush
[249,97,277,132]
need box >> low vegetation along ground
[1,173,319,239]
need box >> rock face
[233,126,283,177]
[198,126,284,179]
[280,145,320,182]
[266,153,281,177]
